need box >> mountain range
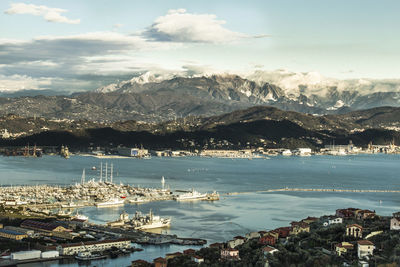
[0,71,399,123]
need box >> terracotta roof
[346,224,363,229]
[358,240,374,246]
[222,248,239,252]
[21,220,65,232]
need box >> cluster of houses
[133,207,400,266]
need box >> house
[335,242,354,256]
[191,255,204,263]
[357,240,375,259]
[356,210,376,220]
[390,212,400,230]
[154,257,167,267]
[275,227,291,238]
[290,221,310,235]
[323,217,343,227]
[245,231,261,240]
[228,236,245,248]
[183,249,196,255]
[131,259,151,267]
[302,216,318,224]
[336,208,360,218]
[262,246,279,255]
[221,248,240,261]
[346,224,363,238]
[259,234,277,246]
[258,231,268,236]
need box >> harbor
[0,154,399,266]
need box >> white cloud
[5,3,80,24]
[0,74,53,91]
[144,8,247,43]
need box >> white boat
[174,189,207,201]
[72,211,89,221]
[61,202,77,208]
[129,197,148,204]
[95,198,124,207]
[132,210,171,230]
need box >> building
[302,217,318,224]
[11,250,41,260]
[0,228,28,240]
[183,249,196,255]
[262,246,279,255]
[336,208,360,218]
[20,220,70,233]
[153,257,167,267]
[259,234,277,246]
[4,226,34,236]
[357,240,375,259]
[228,236,245,248]
[275,227,291,238]
[391,212,400,230]
[221,248,240,261]
[290,221,310,235]
[355,210,376,220]
[346,224,363,238]
[131,259,151,267]
[56,239,130,255]
[335,242,354,256]
[117,147,149,158]
[245,231,261,240]
[323,217,343,227]
[192,255,204,263]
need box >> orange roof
[346,224,363,229]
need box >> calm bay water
[1,154,399,267]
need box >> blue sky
[0,0,399,91]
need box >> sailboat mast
[100,162,103,182]
[110,163,113,184]
[105,162,108,183]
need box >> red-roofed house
[290,221,310,235]
[259,234,277,246]
[262,246,279,255]
[183,249,196,255]
[191,255,204,264]
[356,210,376,220]
[131,259,151,267]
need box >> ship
[75,251,106,261]
[129,197,148,204]
[132,210,171,230]
[95,198,125,207]
[174,189,207,201]
[72,211,89,221]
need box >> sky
[0,0,400,92]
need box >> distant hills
[1,106,399,150]
[0,72,399,122]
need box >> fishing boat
[75,251,106,261]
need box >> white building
[390,212,400,230]
[57,239,130,255]
[357,240,375,259]
[323,217,343,227]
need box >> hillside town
[130,208,400,267]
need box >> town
[130,208,400,267]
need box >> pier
[226,187,400,195]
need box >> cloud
[5,3,80,24]
[0,74,53,91]
[143,8,247,43]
